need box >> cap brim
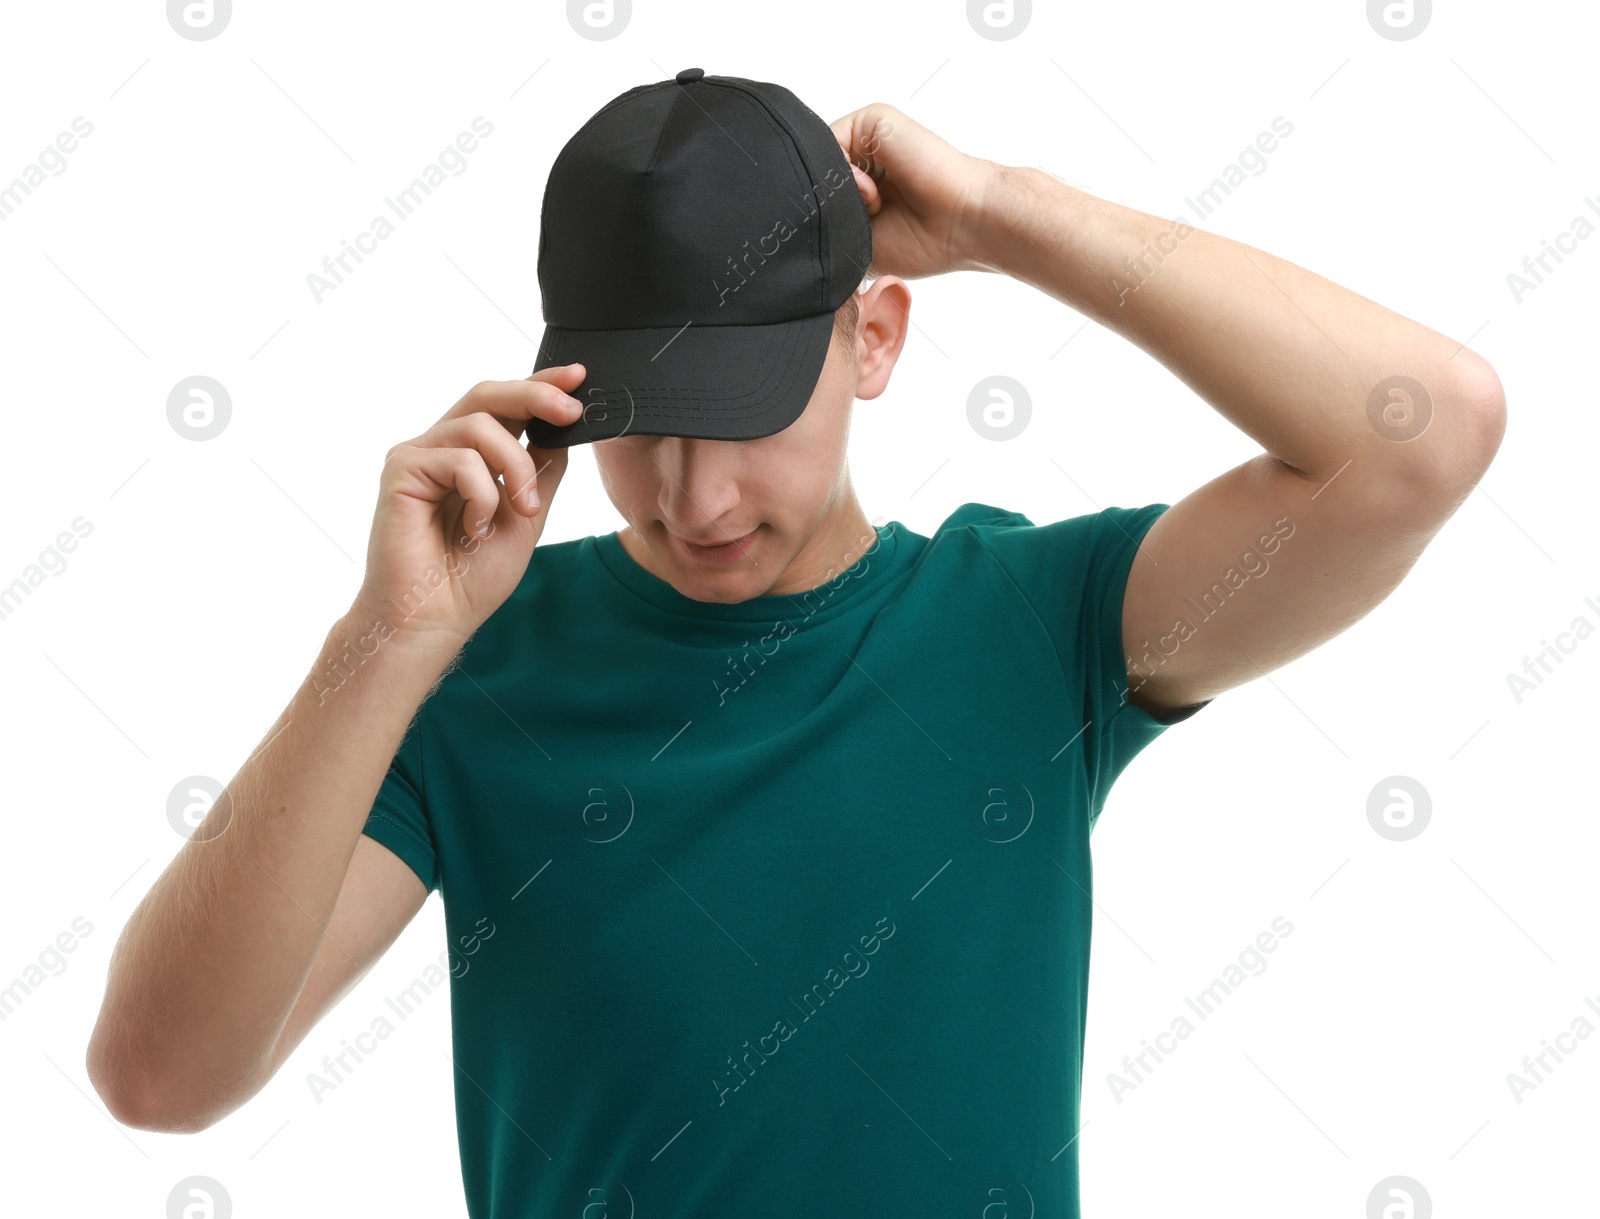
[525,310,834,448]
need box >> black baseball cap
[524,68,872,448]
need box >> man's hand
[352,365,586,651]
[830,103,1002,281]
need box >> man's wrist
[963,163,1040,275]
[297,608,465,715]
[962,163,1088,280]
[335,602,468,671]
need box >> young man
[88,71,1504,1217]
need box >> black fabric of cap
[525,70,872,448]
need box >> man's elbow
[1456,353,1508,469]
[86,1037,224,1135]
[1394,352,1507,509]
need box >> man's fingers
[524,442,570,515]
[439,366,588,436]
[848,163,880,214]
[831,112,873,174]
[422,412,545,514]
[392,445,505,538]
[419,371,584,522]
[831,104,899,175]
[831,112,883,217]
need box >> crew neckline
[594,521,907,623]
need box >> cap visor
[525,310,834,448]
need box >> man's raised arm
[960,163,1505,715]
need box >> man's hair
[832,291,860,368]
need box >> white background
[1,0,1592,1215]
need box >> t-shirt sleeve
[972,502,1211,824]
[361,707,440,895]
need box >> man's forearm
[965,165,1504,490]
[87,611,461,1130]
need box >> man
[87,71,1504,1218]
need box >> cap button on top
[675,67,705,84]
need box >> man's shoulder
[932,500,1035,535]
[930,501,1108,558]
[943,500,1167,555]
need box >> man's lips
[670,525,760,562]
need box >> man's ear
[852,276,911,400]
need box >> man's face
[591,276,909,602]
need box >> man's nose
[654,437,741,520]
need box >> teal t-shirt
[362,500,1207,1218]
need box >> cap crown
[538,73,871,331]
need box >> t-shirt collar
[593,520,904,623]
